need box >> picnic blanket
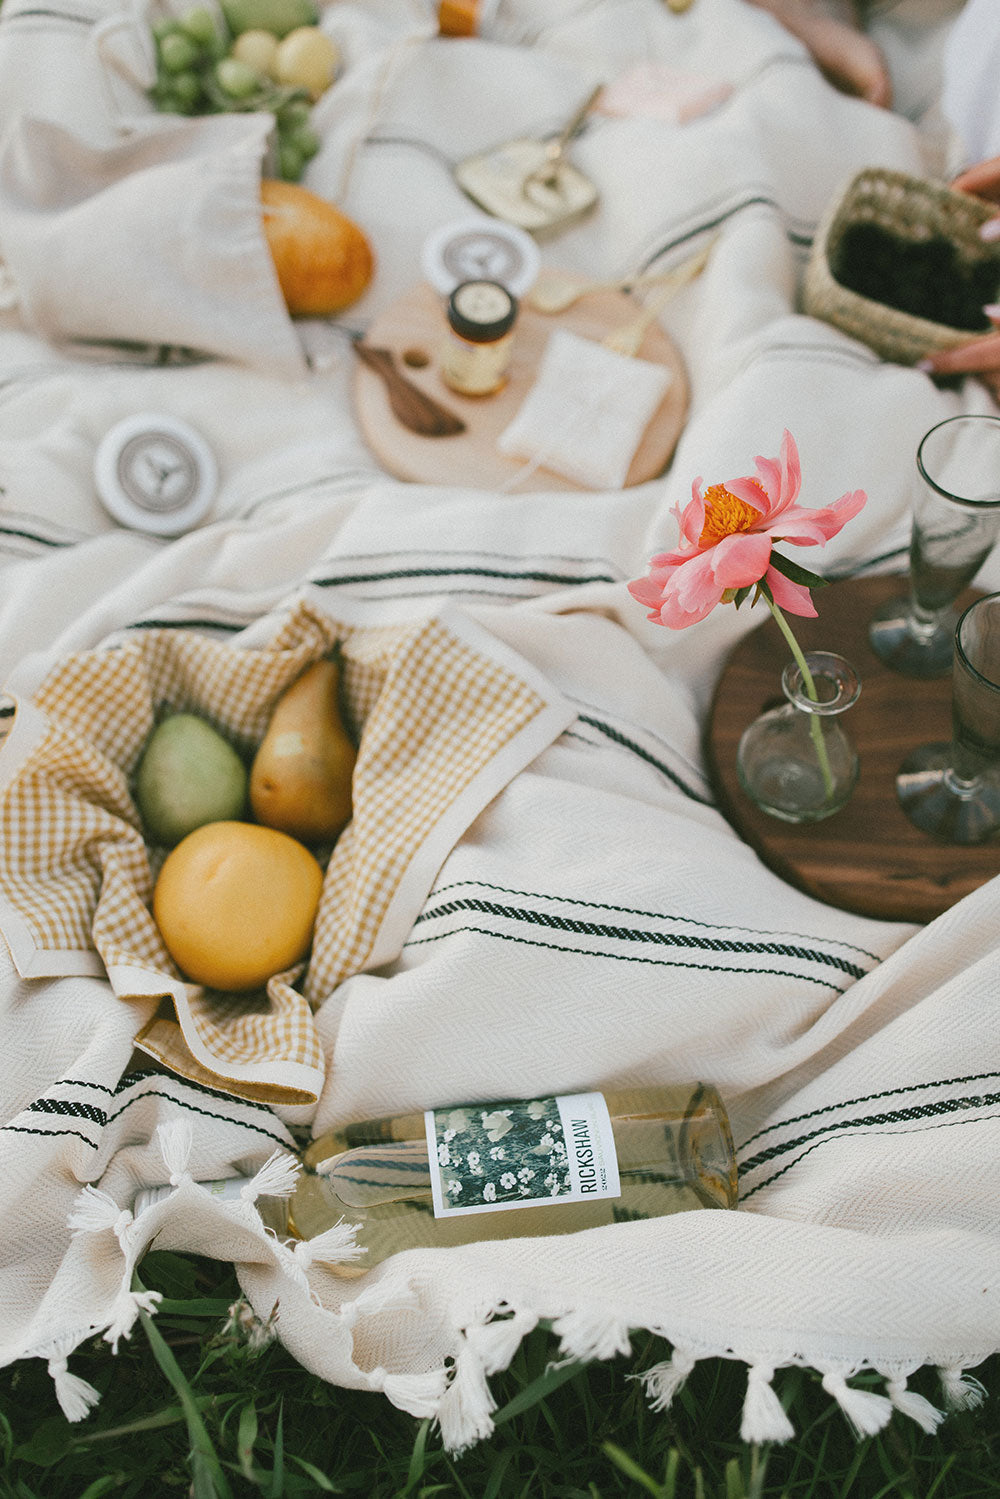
[1,0,998,1454]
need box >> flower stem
[764,596,835,801]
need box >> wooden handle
[352,342,466,438]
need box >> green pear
[135,712,248,847]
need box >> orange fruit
[261,179,374,317]
[153,820,323,991]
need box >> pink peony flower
[628,430,866,629]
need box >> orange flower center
[699,480,766,546]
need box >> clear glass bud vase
[736,651,861,823]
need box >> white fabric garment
[941,0,1000,166]
[0,0,997,1457]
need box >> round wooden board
[706,573,1000,926]
[353,277,689,491]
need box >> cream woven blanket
[0,0,996,1454]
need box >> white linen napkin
[0,112,307,377]
[497,328,672,490]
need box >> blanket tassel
[156,1119,194,1186]
[882,1374,945,1434]
[241,1149,301,1204]
[104,1283,163,1353]
[368,1364,449,1418]
[465,1308,539,1375]
[339,1278,418,1327]
[38,1336,100,1423]
[938,1366,988,1412]
[821,1369,893,1438]
[436,1343,498,1455]
[634,1346,698,1413]
[551,1309,632,1364]
[67,1185,134,1247]
[293,1221,366,1278]
[740,1364,795,1444]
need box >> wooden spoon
[352,339,466,437]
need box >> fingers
[951,154,1000,204]
[918,325,1000,379]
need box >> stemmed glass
[869,415,1000,677]
[896,593,1000,844]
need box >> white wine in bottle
[288,1083,737,1276]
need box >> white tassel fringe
[369,1365,449,1418]
[37,1335,101,1423]
[339,1279,417,1327]
[436,1346,498,1455]
[68,1185,134,1246]
[49,1357,101,1422]
[465,1309,539,1375]
[292,1221,366,1276]
[103,1284,163,1354]
[552,1308,632,1363]
[938,1366,988,1411]
[883,1375,945,1434]
[740,1363,795,1444]
[241,1149,301,1202]
[635,1347,698,1413]
[821,1369,894,1438]
[156,1119,193,1186]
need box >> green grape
[215,56,263,98]
[155,86,193,113]
[151,17,181,42]
[275,94,311,129]
[287,122,319,161]
[178,5,218,47]
[158,29,200,73]
[277,139,305,181]
[171,69,203,109]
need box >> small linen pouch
[0,589,573,1104]
[0,112,306,377]
[497,328,672,491]
[595,62,733,126]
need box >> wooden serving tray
[706,573,1000,925]
[353,277,689,491]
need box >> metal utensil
[600,239,716,357]
[521,84,604,201]
[352,340,466,438]
[528,265,683,315]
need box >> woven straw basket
[803,167,1000,365]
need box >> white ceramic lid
[94,412,218,536]
[421,216,541,298]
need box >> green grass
[0,1251,997,1497]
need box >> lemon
[273,25,338,99]
[153,820,323,991]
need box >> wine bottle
[287,1083,737,1276]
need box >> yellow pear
[250,656,356,843]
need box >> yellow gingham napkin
[0,589,573,1104]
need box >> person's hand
[917,156,1000,396]
[745,0,892,108]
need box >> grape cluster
[150,6,321,182]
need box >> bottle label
[424,1091,621,1218]
[134,1177,248,1217]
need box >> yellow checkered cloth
[0,595,553,1104]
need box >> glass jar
[440,278,518,396]
[736,651,861,823]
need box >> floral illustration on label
[425,1091,620,1218]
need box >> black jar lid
[447,279,518,342]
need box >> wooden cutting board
[706,573,1000,925]
[352,277,689,491]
